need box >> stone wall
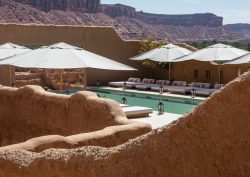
[0,71,250,176]
[0,85,151,147]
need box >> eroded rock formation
[0,71,250,176]
[0,0,240,41]
[14,0,100,12]
[101,4,223,27]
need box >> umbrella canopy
[0,42,136,71]
[226,53,250,64]
[0,42,31,60]
[130,43,192,62]
[175,43,248,62]
[130,43,192,80]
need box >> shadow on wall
[0,71,250,176]
[0,85,151,148]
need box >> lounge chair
[135,78,156,90]
[168,82,211,95]
[165,81,189,94]
[126,78,152,89]
[108,77,141,88]
[150,80,171,92]
[195,84,224,96]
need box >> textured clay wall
[0,85,151,147]
[156,60,248,84]
[0,24,144,86]
[0,66,15,86]
[0,71,250,176]
[0,23,245,85]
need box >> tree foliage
[139,38,168,70]
[187,40,250,51]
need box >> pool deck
[131,111,183,129]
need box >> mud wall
[0,23,144,86]
[0,85,151,147]
[1,71,250,176]
[0,23,246,86]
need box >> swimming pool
[52,88,203,115]
[90,88,202,115]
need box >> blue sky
[102,0,250,24]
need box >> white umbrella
[130,43,192,79]
[175,43,249,82]
[176,44,248,62]
[226,52,250,77]
[0,42,31,60]
[0,42,31,85]
[0,42,136,92]
[226,53,250,64]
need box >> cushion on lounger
[214,84,224,89]
[128,78,141,83]
[142,78,155,84]
[128,78,134,82]
[191,82,198,87]
[172,81,187,87]
[203,83,211,89]
[156,80,171,85]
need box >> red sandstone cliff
[0,0,240,41]
[14,0,100,12]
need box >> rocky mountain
[225,24,250,43]
[0,0,246,42]
[13,0,101,12]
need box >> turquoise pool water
[92,89,202,115]
[52,89,202,115]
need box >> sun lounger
[195,84,224,96]
[108,77,141,88]
[123,106,153,119]
[154,81,187,93]
[167,86,195,94]
[135,78,156,90]
[195,88,217,96]
[132,78,155,90]
[168,82,214,95]
[148,80,171,92]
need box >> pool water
[52,89,202,115]
[93,90,201,115]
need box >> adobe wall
[1,71,250,176]
[0,85,151,147]
[0,23,144,86]
[0,23,247,86]
[154,60,250,84]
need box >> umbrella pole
[218,65,221,84]
[60,69,63,94]
[237,67,241,77]
[84,69,87,90]
[9,65,12,86]
[169,62,171,80]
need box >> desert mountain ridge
[0,0,249,42]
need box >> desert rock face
[101,4,223,27]
[0,71,250,176]
[137,12,223,27]
[14,0,101,12]
[0,0,240,41]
